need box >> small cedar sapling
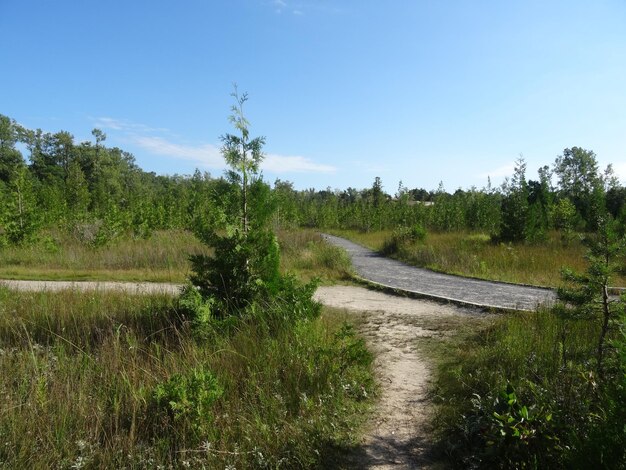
[181,86,319,324]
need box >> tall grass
[0,230,208,282]
[279,229,352,283]
[331,229,626,287]
[0,229,351,284]
[0,288,374,468]
[431,306,626,468]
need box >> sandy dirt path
[314,286,481,469]
[0,279,183,295]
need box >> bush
[151,367,224,444]
[381,224,427,255]
[189,228,281,318]
[432,306,625,469]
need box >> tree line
[2,112,625,247]
[279,150,626,242]
[0,114,247,246]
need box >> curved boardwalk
[323,234,556,311]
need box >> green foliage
[3,111,625,259]
[554,147,606,230]
[433,305,625,469]
[433,225,626,468]
[381,223,427,256]
[189,228,281,318]
[499,157,530,242]
[552,198,578,244]
[477,382,560,468]
[0,290,374,468]
[2,165,39,245]
[0,114,25,183]
[178,283,215,327]
[558,217,626,378]
[151,367,223,442]
[186,89,321,324]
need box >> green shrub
[381,224,427,255]
[433,305,625,469]
[151,367,223,444]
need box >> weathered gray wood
[322,234,556,311]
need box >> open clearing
[1,280,483,468]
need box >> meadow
[0,229,351,284]
[1,226,624,468]
[0,231,368,469]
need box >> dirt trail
[0,279,182,295]
[314,286,480,469]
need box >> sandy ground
[0,279,182,295]
[314,286,480,469]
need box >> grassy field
[0,229,351,284]
[7,226,622,288]
[0,288,374,468]
[0,230,206,282]
[329,229,626,287]
[0,229,364,467]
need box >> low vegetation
[432,304,625,469]
[0,228,349,284]
[0,288,374,468]
[0,229,207,282]
[431,223,626,468]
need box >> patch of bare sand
[314,286,480,469]
[0,279,182,295]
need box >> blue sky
[1,0,625,192]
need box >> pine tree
[499,157,529,242]
[558,217,626,379]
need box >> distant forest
[1,113,625,246]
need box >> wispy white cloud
[130,135,223,168]
[267,0,341,16]
[92,116,334,174]
[91,116,169,134]
[264,154,335,173]
[272,0,287,13]
[93,117,125,130]
[131,136,335,173]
